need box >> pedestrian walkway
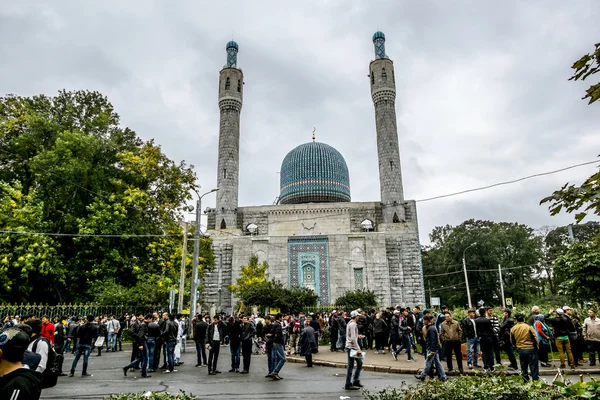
[287,346,600,376]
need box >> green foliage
[363,375,563,400]
[0,90,214,304]
[104,391,198,400]
[422,219,543,307]
[554,240,600,303]
[570,43,600,104]
[236,278,318,314]
[228,255,268,297]
[334,289,378,311]
[540,157,600,227]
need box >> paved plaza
[40,346,408,399]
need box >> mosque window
[390,160,394,170]
[381,68,387,81]
[302,264,315,284]
[223,169,227,179]
[393,212,400,223]
[237,80,241,92]
[354,268,364,289]
[225,77,230,90]
[371,71,374,85]
[361,219,374,232]
[220,219,227,229]
[247,223,258,235]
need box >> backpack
[32,337,60,389]
[292,319,301,334]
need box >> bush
[104,391,197,399]
[334,289,377,312]
[363,375,600,400]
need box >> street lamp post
[189,187,219,321]
[462,242,477,309]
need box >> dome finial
[226,40,239,67]
[372,31,386,59]
[312,127,316,142]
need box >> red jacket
[41,322,55,344]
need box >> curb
[286,356,600,376]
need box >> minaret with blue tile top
[216,41,243,230]
[369,31,405,223]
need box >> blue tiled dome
[372,31,385,41]
[226,40,239,50]
[280,142,351,204]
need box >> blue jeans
[346,349,363,386]
[108,332,117,351]
[195,339,207,365]
[394,334,412,359]
[418,350,446,379]
[230,342,241,370]
[71,344,92,374]
[518,349,539,381]
[266,343,273,374]
[337,332,346,351]
[165,341,176,371]
[146,338,156,370]
[467,337,480,366]
[480,336,494,369]
[125,342,149,375]
[272,343,286,374]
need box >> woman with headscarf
[299,318,318,367]
[533,314,552,367]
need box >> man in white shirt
[25,319,49,373]
[205,316,224,375]
[106,316,120,352]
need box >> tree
[228,255,268,298]
[334,289,378,311]
[422,220,543,307]
[553,241,600,303]
[570,43,600,104]
[0,90,213,304]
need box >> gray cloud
[1,1,598,243]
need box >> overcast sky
[1,1,598,244]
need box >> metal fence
[0,303,167,322]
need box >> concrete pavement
[287,346,600,376]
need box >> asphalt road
[40,346,410,399]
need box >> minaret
[369,31,405,223]
[215,41,243,230]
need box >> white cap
[556,308,564,314]
[562,306,571,311]
[350,310,360,318]
[332,310,337,314]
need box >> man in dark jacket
[299,318,318,367]
[240,316,255,373]
[54,316,68,376]
[309,314,321,350]
[66,317,79,354]
[328,311,339,352]
[69,315,98,377]
[414,315,447,381]
[122,314,151,378]
[194,315,208,367]
[147,315,161,373]
[0,327,42,400]
[269,313,286,380]
[155,312,167,370]
[227,316,242,372]
[206,316,224,375]
[475,308,495,371]
[162,314,178,373]
[546,308,576,369]
[461,309,480,369]
[499,309,518,370]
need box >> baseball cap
[0,328,30,362]
[394,310,400,314]
[562,306,572,311]
[350,310,360,318]
[556,308,564,314]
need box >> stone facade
[203,34,425,311]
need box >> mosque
[203,32,425,310]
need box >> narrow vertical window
[237,79,241,92]
[382,68,387,81]
[371,72,374,85]
[225,77,230,90]
[390,160,394,170]
[223,169,227,179]
[220,219,227,229]
[393,212,400,223]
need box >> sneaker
[272,374,282,380]
[439,377,448,382]
[382,350,386,354]
[163,370,171,374]
[141,375,152,378]
[353,380,364,388]
[392,352,398,361]
[229,369,236,372]
[414,374,425,381]
[240,370,249,374]
[82,373,91,377]
[209,371,216,375]
[68,372,74,377]
[507,366,517,371]
[344,384,360,390]
[468,363,473,369]
[265,374,272,378]
[374,350,379,354]
[122,367,128,376]
[407,358,416,363]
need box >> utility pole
[189,188,219,321]
[462,242,477,309]
[177,222,188,314]
[498,264,506,308]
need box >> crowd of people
[0,303,599,397]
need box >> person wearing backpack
[290,315,301,355]
[25,319,60,389]
[53,316,68,376]
[0,327,42,400]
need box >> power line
[416,159,598,203]
[0,230,180,238]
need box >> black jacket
[76,322,98,345]
[241,322,255,342]
[271,320,284,345]
[461,317,477,339]
[206,322,225,343]
[162,320,178,343]
[373,318,387,334]
[194,320,208,342]
[499,317,515,342]
[0,367,42,400]
[227,320,242,344]
[398,316,411,335]
[546,315,573,337]
[54,322,67,344]
[475,316,494,339]
[147,321,161,339]
[309,318,320,334]
[134,321,148,345]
